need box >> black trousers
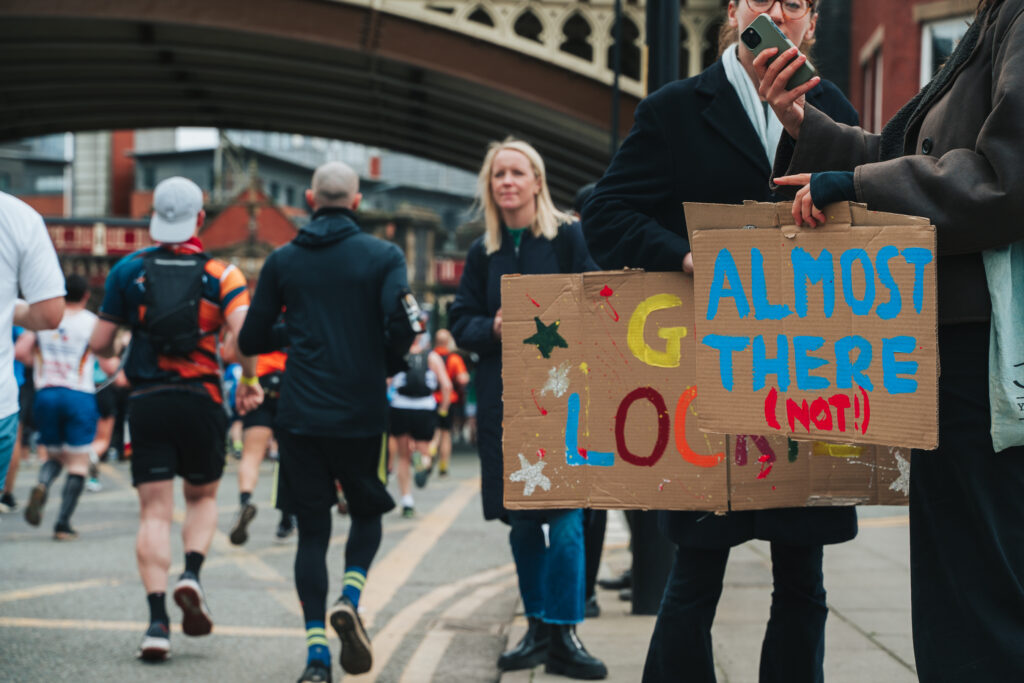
[910,323,1024,681]
[642,543,826,683]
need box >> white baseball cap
[150,176,203,243]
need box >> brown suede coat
[775,0,1024,324]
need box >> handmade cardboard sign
[685,201,938,450]
[501,269,912,512]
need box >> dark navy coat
[583,59,860,548]
[449,222,597,521]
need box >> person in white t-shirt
[0,192,65,494]
[16,274,109,540]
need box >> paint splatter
[526,293,541,307]
[599,285,620,322]
[536,448,546,459]
[888,448,911,496]
[530,389,548,416]
[756,452,774,480]
[541,362,572,398]
[579,362,589,375]
[509,453,551,496]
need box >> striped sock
[305,620,330,666]
[342,567,367,608]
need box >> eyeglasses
[744,0,815,20]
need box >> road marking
[399,576,518,683]
[0,616,304,638]
[350,562,515,681]
[98,461,130,487]
[0,578,121,604]
[359,477,481,627]
[859,515,909,528]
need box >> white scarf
[722,43,784,167]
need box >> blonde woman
[449,138,606,680]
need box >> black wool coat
[449,222,597,521]
[583,59,860,548]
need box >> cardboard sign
[685,201,938,450]
[501,270,912,512]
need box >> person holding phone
[758,0,1024,678]
[583,1,857,681]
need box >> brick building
[849,0,977,131]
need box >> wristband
[240,375,260,387]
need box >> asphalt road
[1,448,520,682]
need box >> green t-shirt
[507,227,528,249]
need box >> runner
[238,161,417,682]
[89,176,261,662]
[0,191,65,505]
[228,339,297,544]
[17,274,113,539]
[389,333,451,517]
[428,329,468,478]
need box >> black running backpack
[141,251,210,356]
[399,350,433,397]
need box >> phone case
[741,13,817,90]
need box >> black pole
[645,0,680,93]
[629,0,681,618]
[610,0,623,157]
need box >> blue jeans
[642,544,827,683]
[0,411,18,491]
[508,509,585,624]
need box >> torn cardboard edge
[684,200,939,450]
[499,270,913,512]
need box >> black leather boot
[545,624,608,680]
[497,616,549,671]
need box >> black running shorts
[274,430,395,517]
[129,391,228,486]
[95,385,117,419]
[241,395,277,430]
[389,407,437,441]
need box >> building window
[285,186,295,206]
[35,175,65,194]
[143,166,156,190]
[921,16,971,87]
[861,50,883,133]
[269,181,280,203]
[0,172,10,192]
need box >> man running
[90,176,261,662]
[429,329,468,477]
[17,274,112,539]
[239,161,416,683]
[0,192,65,502]
[228,340,297,544]
[389,333,451,517]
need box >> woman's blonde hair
[475,137,573,255]
[717,1,818,57]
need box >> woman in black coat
[583,2,857,681]
[449,138,606,680]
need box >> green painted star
[523,316,568,358]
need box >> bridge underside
[0,1,641,203]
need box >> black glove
[809,171,856,207]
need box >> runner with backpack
[388,332,451,517]
[89,176,262,662]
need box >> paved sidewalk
[502,507,916,682]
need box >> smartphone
[740,13,817,90]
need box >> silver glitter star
[888,449,911,496]
[541,362,572,398]
[509,453,551,496]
